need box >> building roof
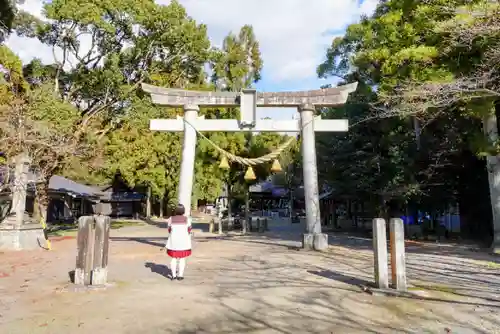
[48,175,101,199]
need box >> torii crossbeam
[142,82,357,251]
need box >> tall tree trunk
[34,180,50,224]
[483,106,500,252]
[413,116,421,151]
[353,201,359,229]
[377,196,389,222]
[226,182,233,230]
[243,185,250,234]
[159,196,164,218]
[146,186,151,218]
[333,203,338,228]
[191,194,197,213]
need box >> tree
[8,0,284,226]
[210,25,262,91]
[375,1,500,246]
[1,46,99,222]
[316,0,497,233]
[271,139,302,216]
[0,0,19,42]
[103,98,182,216]
[202,24,295,233]
[9,0,213,215]
[15,0,211,137]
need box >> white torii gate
[142,82,357,251]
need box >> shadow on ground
[129,216,211,233]
[149,252,500,334]
[6,221,498,333]
[111,236,166,247]
[190,226,500,314]
[145,262,170,278]
[208,222,500,263]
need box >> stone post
[389,218,407,291]
[299,104,327,251]
[10,154,31,227]
[209,219,215,233]
[217,210,223,235]
[74,215,110,286]
[178,104,199,216]
[372,218,389,289]
[0,154,45,251]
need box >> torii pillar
[142,83,357,251]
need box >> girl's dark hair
[175,204,185,216]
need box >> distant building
[1,170,145,223]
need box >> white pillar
[299,104,327,251]
[178,104,199,216]
[389,218,407,291]
[483,114,500,253]
[373,218,389,289]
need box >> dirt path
[0,224,499,333]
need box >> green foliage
[9,0,213,191]
[0,0,19,42]
[0,80,95,183]
[15,0,212,127]
[4,0,286,211]
[193,23,280,203]
[103,98,181,199]
[316,0,499,217]
[210,24,263,91]
[318,0,489,87]
[0,44,28,94]
[0,46,101,221]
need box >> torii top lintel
[141,82,358,108]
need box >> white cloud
[360,0,380,16]
[172,0,376,82]
[5,0,378,85]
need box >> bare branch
[0,86,99,192]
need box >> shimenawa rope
[182,118,296,166]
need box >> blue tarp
[400,212,461,232]
[109,192,144,201]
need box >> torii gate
[142,82,357,251]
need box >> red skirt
[167,249,192,258]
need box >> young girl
[164,204,192,281]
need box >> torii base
[302,233,329,251]
[0,222,46,251]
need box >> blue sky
[6,0,378,121]
[254,75,344,121]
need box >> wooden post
[74,215,110,286]
[75,216,94,285]
[92,215,110,285]
[390,218,407,291]
[372,218,389,289]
